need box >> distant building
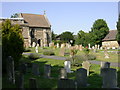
[0,13,52,48]
[102,30,119,49]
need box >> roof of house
[21,13,51,28]
[102,30,117,41]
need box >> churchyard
[2,43,120,88]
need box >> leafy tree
[51,30,56,41]
[11,13,18,18]
[2,19,24,73]
[90,19,109,46]
[60,31,74,43]
[116,14,120,46]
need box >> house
[0,13,52,48]
[102,30,119,49]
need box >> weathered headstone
[57,43,59,48]
[29,78,38,89]
[35,46,38,53]
[59,68,67,79]
[64,61,73,73]
[15,72,24,88]
[6,56,15,84]
[58,79,76,88]
[82,61,91,76]
[61,43,65,48]
[98,45,100,50]
[100,62,110,76]
[112,47,116,49]
[75,68,87,88]
[32,42,36,47]
[44,64,51,78]
[88,43,91,49]
[32,63,40,76]
[101,68,117,88]
[19,63,27,74]
[59,47,65,56]
[104,47,109,58]
[100,62,110,69]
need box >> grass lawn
[25,47,119,63]
[2,55,120,88]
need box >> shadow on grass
[87,73,102,88]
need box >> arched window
[30,28,35,38]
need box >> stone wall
[102,41,119,48]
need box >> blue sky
[1,2,118,35]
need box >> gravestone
[100,62,110,76]
[58,79,76,88]
[100,47,103,50]
[19,63,27,74]
[75,68,87,88]
[32,42,36,47]
[104,47,109,58]
[59,68,67,79]
[44,64,51,78]
[15,72,24,88]
[100,62,110,69]
[88,43,91,49]
[82,61,91,76]
[64,61,73,73]
[32,63,40,76]
[101,68,117,88]
[57,43,59,48]
[29,78,38,89]
[112,47,116,49]
[35,46,38,53]
[59,47,65,56]
[61,43,65,48]
[6,56,15,84]
[98,45,100,50]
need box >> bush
[43,50,55,55]
[29,53,40,60]
[88,54,96,60]
[66,55,87,66]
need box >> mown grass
[2,55,120,88]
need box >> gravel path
[23,53,120,67]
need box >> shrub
[83,47,90,55]
[67,55,87,66]
[29,53,40,60]
[88,54,96,60]
[43,50,55,55]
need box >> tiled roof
[21,13,51,28]
[102,30,117,41]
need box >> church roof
[21,13,51,28]
[102,30,117,41]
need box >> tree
[116,14,120,46]
[51,30,56,41]
[2,19,24,73]
[90,19,109,46]
[11,13,18,18]
[60,31,74,43]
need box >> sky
[1,2,118,35]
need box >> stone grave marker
[15,71,24,88]
[32,63,40,76]
[59,47,65,56]
[100,62,110,76]
[6,56,15,84]
[44,64,51,78]
[61,43,65,48]
[58,79,76,88]
[35,46,38,53]
[101,68,117,88]
[64,61,73,73]
[29,78,38,89]
[59,68,67,79]
[75,68,87,88]
[104,47,109,58]
[57,43,59,48]
[82,61,91,76]
[19,63,27,74]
